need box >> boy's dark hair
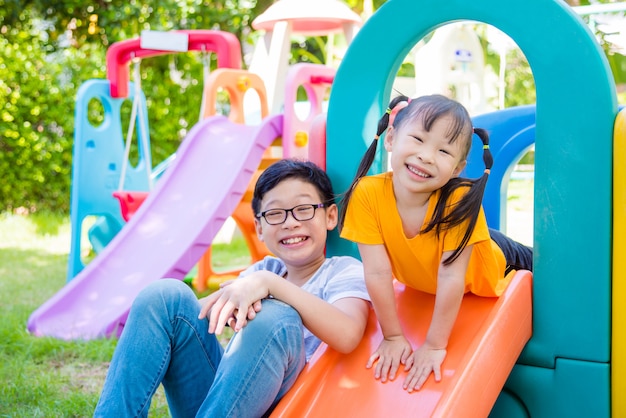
[338,94,493,265]
[252,159,335,215]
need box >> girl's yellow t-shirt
[341,172,509,297]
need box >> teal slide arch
[326,0,617,414]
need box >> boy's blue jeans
[94,279,306,418]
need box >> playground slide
[28,114,283,340]
[272,270,533,417]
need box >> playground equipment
[67,0,347,283]
[194,63,334,291]
[272,271,532,417]
[467,105,536,228]
[66,30,242,281]
[29,0,626,415]
[314,0,619,415]
[29,114,282,339]
[282,63,335,161]
[250,0,361,113]
[193,68,275,291]
[111,67,277,292]
[28,32,336,338]
[614,105,626,418]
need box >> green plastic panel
[490,359,610,417]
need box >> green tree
[0,6,89,212]
[0,0,265,213]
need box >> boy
[94,159,371,417]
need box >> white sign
[140,30,189,52]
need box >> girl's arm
[357,243,401,338]
[404,245,473,392]
[199,271,370,354]
[358,243,413,382]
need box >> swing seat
[112,191,149,221]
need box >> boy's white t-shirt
[240,256,370,361]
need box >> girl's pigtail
[424,127,493,265]
[338,96,409,231]
[476,128,493,174]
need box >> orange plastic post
[193,69,280,292]
[194,170,273,291]
[201,69,269,123]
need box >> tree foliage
[0,0,265,213]
[1,5,82,212]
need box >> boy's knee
[133,279,191,308]
[246,299,303,337]
[223,299,305,365]
[262,299,302,322]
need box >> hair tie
[484,169,491,174]
[388,101,409,127]
[374,135,380,141]
[385,108,392,115]
[483,144,490,150]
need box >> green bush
[0,26,75,212]
[0,16,211,213]
[0,1,263,214]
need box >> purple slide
[28,114,283,340]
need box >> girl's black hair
[338,94,493,265]
[252,158,335,216]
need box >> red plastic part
[309,75,334,85]
[106,30,242,98]
[112,191,149,221]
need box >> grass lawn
[0,213,122,416]
[0,213,243,417]
[0,177,533,416]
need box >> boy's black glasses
[256,203,326,225]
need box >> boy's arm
[199,270,370,353]
[267,277,370,353]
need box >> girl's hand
[366,335,412,383]
[403,343,447,392]
[198,277,268,335]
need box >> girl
[339,94,532,393]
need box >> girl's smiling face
[254,178,337,271]
[384,114,467,198]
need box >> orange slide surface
[272,270,532,417]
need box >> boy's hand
[403,343,447,392]
[198,277,268,334]
[366,335,412,382]
[224,300,263,329]
[218,280,263,327]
